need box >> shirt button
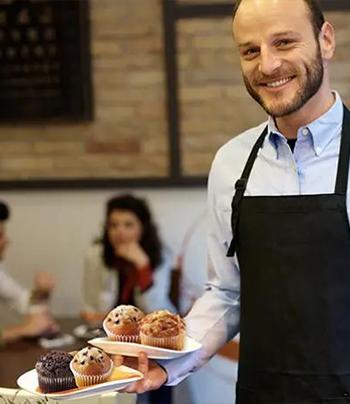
[302,128,308,136]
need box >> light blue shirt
[161,92,350,385]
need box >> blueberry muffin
[70,346,113,387]
[103,305,145,342]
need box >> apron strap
[227,126,268,256]
[335,105,350,195]
[227,104,350,257]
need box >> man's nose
[258,47,282,75]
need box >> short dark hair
[0,201,10,221]
[232,0,325,38]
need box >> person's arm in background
[0,265,55,313]
[0,311,57,344]
[0,265,31,314]
[0,267,58,345]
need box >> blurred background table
[0,317,82,388]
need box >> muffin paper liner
[37,375,76,393]
[70,358,113,387]
[140,331,185,350]
[105,330,140,343]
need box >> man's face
[233,0,325,117]
[0,222,9,261]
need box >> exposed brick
[86,139,141,154]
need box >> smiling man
[124,1,350,403]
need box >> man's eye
[242,48,259,59]
[276,39,293,47]
[245,48,258,55]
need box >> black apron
[227,106,350,403]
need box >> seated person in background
[0,200,57,345]
[81,194,175,404]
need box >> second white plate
[89,336,201,360]
[17,365,143,401]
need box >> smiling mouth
[262,76,295,88]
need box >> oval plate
[17,365,143,401]
[88,336,202,360]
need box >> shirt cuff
[158,350,202,386]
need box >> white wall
[1,188,207,316]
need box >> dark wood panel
[0,0,92,122]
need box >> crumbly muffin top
[70,346,112,375]
[140,310,185,338]
[104,305,145,326]
[35,350,74,378]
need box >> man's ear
[319,21,335,61]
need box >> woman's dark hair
[101,194,162,269]
[0,201,10,221]
[232,0,325,39]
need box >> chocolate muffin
[70,346,113,387]
[35,350,77,393]
[103,305,145,342]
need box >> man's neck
[275,88,335,139]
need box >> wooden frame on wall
[162,0,350,188]
[0,0,93,122]
[0,0,349,189]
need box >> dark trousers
[137,385,173,404]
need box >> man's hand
[116,352,168,394]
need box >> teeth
[266,77,292,88]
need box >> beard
[243,46,324,118]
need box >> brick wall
[0,0,168,181]
[178,10,350,175]
[0,2,349,181]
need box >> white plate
[88,336,202,360]
[17,365,143,401]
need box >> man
[0,200,57,345]
[125,0,350,402]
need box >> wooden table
[0,317,83,388]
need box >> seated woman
[81,194,175,404]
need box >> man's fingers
[111,355,124,367]
[138,351,149,376]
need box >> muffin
[70,346,113,387]
[139,310,185,350]
[35,350,77,393]
[103,305,145,342]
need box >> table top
[0,317,87,388]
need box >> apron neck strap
[335,105,350,195]
[240,126,268,183]
[226,126,268,256]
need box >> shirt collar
[265,91,343,157]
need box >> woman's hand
[116,242,150,268]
